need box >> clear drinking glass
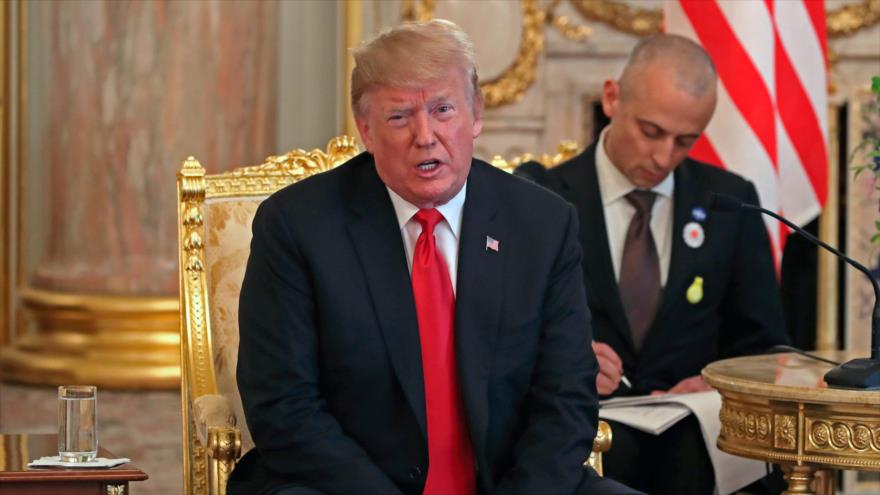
[57,385,98,462]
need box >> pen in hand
[620,375,633,390]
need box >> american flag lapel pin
[485,236,499,252]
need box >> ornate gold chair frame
[177,136,610,495]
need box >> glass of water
[58,385,98,462]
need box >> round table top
[702,351,880,405]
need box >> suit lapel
[454,161,504,458]
[558,147,634,351]
[654,162,701,327]
[345,156,427,438]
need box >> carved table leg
[782,464,818,495]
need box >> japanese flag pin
[683,221,704,248]
[686,276,704,304]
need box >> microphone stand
[715,194,880,390]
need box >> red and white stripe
[665,0,828,261]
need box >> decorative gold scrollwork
[827,0,880,38]
[184,207,203,227]
[205,136,360,198]
[546,0,592,43]
[185,232,203,252]
[568,0,662,36]
[401,0,546,108]
[186,256,204,273]
[719,403,773,445]
[807,418,880,453]
[490,140,580,173]
[105,484,125,495]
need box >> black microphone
[709,192,880,390]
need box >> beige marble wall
[24,0,278,295]
[277,0,342,152]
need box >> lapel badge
[686,276,704,304]
[683,221,704,248]
[485,236,499,252]
[691,207,707,222]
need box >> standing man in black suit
[230,19,638,495]
[516,34,788,494]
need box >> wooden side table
[703,352,880,495]
[0,433,148,494]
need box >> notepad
[599,402,692,434]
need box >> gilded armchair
[177,136,611,495]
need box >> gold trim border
[0,0,9,348]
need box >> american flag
[486,236,499,252]
[665,0,828,263]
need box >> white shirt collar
[386,182,467,238]
[595,126,674,204]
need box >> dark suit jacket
[230,153,600,495]
[516,143,788,395]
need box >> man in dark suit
[516,34,788,494]
[230,20,638,495]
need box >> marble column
[1,0,278,388]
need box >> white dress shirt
[386,182,466,295]
[595,128,675,286]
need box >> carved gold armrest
[193,394,241,495]
[585,420,612,476]
[193,394,238,447]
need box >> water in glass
[58,385,97,462]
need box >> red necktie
[411,208,476,495]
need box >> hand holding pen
[591,341,631,395]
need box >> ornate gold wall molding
[568,0,661,37]
[402,0,547,108]
[569,0,880,38]
[400,0,879,110]
[827,0,880,38]
[480,0,545,108]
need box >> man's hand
[651,375,712,395]
[592,341,623,395]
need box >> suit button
[408,466,423,479]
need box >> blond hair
[620,33,717,99]
[351,19,481,117]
